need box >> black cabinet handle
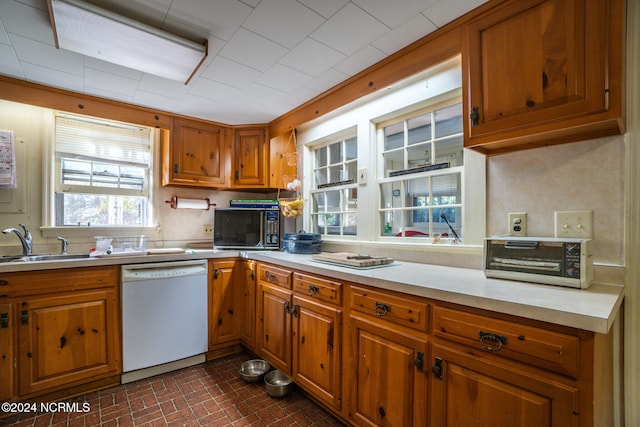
[470,106,480,126]
[432,357,443,380]
[374,302,391,317]
[414,351,424,372]
[479,330,507,351]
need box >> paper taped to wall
[0,130,16,188]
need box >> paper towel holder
[165,196,216,210]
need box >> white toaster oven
[484,237,593,289]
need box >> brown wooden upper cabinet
[462,0,624,155]
[231,127,268,188]
[162,117,229,188]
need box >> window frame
[309,134,359,237]
[376,96,464,243]
[42,111,159,237]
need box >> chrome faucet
[2,223,33,255]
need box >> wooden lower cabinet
[430,342,579,427]
[17,289,120,396]
[0,302,14,401]
[292,295,342,410]
[256,281,292,373]
[0,266,121,402]
[348,315,428,427]
[209,260,241,348]
[256,264,344,413]
[240,260,257,350]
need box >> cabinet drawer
[293,273,342,306]
[257,264,292,289]
[0,266,118,297]
[350,285,428,333]
[433,306,580,378]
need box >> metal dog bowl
[238,359,270,383]
[264,369,294,397]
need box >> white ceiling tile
[304,68,349,92]
[239,0,260,8]
[0,0,54,45]
[279,38,346,77]
[175,93,230,120]
[0,64,23,79]
[297,0,349,19]
[372,14,437,55]
[333,44,386,76]
[84,57,143,80]
[84,67,140,97]
[165,0,253,41]
[10,34,83,76]
[188,77,244,103]
[0,18,10,45]
[202,56,261,89]
[137,73,190,99]
[84,85,133,103]
[0,43,20,71]
[219,28,288,72]
[311,3,389,55]
[20,62,84,93]
[242,0,325,49]
[423,0,489,28]
[255,64,314,92]
[353,0,438,29]
[132,90,181,112]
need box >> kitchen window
[310,136,358,236]
[52,113,153,227]
[378,99,464,241]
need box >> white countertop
[0,250,623,334]
[249,252,624,334]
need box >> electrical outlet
[554,211,593,238]
[508,212,527,236]
[203,224,213,235]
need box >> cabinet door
[0,303,14,401]
[163,118,228,188]
[430,342,579,427]
[349,316,427,427]
[209,261,240,348]
[233,127,268,187]
[18,290,120,396]
[292,295,342,411]
[240,261,256,350]
[463,0,619,153]
[256,282,292,374]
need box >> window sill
[319,239,483,269]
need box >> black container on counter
[282,232,322,254]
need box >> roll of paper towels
[175,198,210,209]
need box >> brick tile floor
[1,353,346,426]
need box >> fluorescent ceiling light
[47,0,207,84]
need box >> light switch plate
[554,211,593,239]
[358,168,367,185]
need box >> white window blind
[55,114,150,166]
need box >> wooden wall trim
[0,75,173,129]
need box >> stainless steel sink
[0,253,91,263]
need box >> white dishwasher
[121,259,208,383]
